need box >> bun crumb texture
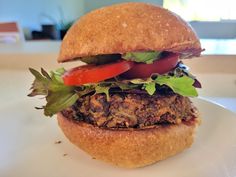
[58,2,201,62]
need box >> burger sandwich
[28,2,202,168]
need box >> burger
[28,2,202,168]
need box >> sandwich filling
[28,51,201,129]
[62,93,198,129]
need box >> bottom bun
[57,113,200,168]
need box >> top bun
[58,2,201,62]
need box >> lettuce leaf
[79,52,161,65]
[129,75,197,97]
[95,85,110,100]
[28,68,50,96]
[28,68,79,116]
[44,91,78,116]
[28,64,198,117]
[144,82,156,95]
[122,51,161,64]
[155,75,198,97]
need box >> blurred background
[0,0,235,107]
[0,2,236,176]
[0,0,236,41]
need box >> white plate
[0,98,236,177]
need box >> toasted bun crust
[58,2,201,62]
[57,113,200,168]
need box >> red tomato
[63,60,134,86]
[121,53,179,79]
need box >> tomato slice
[63,60,134,86]
[121,53,179,79]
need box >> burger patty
[62,93,198,128]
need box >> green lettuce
[122,51,161,64]
[28,65,198,117]
[144,82,156,95]
[95,85,110,100]
[28,68,78,116]
[155,75,197,97]
[130,75,197,97]
[79,51,162,65]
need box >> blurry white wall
[0,0,85,31]
[84,0,163,13]
[0,0,163,32]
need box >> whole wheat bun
[57,113,200,168]
[58,2,201,62]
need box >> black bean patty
[61,93,198,128]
